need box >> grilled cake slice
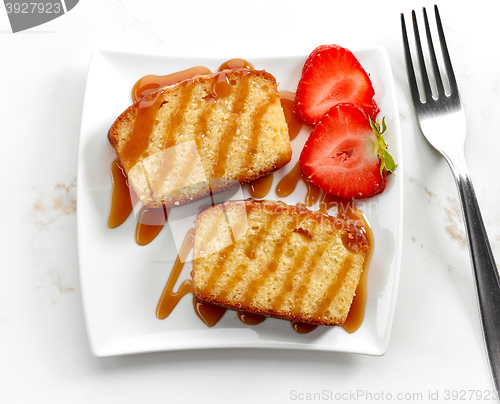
[192,199,370,326]
[108,69,292,208]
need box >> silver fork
[402,5,500,393]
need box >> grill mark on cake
[164,80,195,146]
[202,244,238,298]
[181,73,234,190]
[201,202,279,300]
[239,94,277,181]
[150,81,196,197]
[292,240,331,314]
[214,207,281,302]
[240,216,294,308]
[215,263,247,303]
[313,256,353,319]
[271,235,311,312]
[201,205,229,254]
[122,90,165,167]
[201,205,253,296]
[198,73,232,143]
[211,204,252,302]
[211,71,251,179]
[199,205,241,296]
[243,208,283,264]
[199,72,235,141]
[171,146,203,200]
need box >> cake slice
[191,199,370,326]
[108,69,292,208]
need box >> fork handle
[448,151,500,392]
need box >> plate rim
[77,46,403,358]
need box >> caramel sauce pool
[248,174,274,199]
[193,298,227,327]
[237,311,266,325]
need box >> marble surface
[2,0,500,402]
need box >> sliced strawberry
[295,45,379,126]
[299,104,396,199]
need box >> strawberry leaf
[369,116,397,176]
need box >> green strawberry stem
[369,116,397,176]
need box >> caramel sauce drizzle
[109,67,213,243]
[122,90,165,168]
[108,158,135,228]
[275,165,373,333]
[342,208,373,333]
[154,198,371,333]
[198,72,231,140]
[149,80,197,197]
[211,71,252,179]
[132,66,212,102]
[164,80,195,146]
[109,60,283,240]
[156,228,195,319]
[155,71,236,208]
[276,161,321,206]
[135,206,167,246]
[218,59,255,71]
[279,90,303,141]
[108,60,373,335]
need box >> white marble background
[2,0,500,402]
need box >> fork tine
[423,7,446,97]
[434,5,459,95]
[412,10,433,103]
[401,13,421,106]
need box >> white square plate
[77,47,403,357]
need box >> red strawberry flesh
[299,104,386,199]
[295,45,379,125]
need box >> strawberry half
[299,104,396,199]
[295,44,379,126]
